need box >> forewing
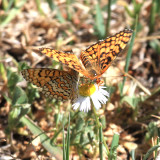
[99,29,133,74]
[40,48,90,78]
[21,68,79,102]
[80,29,133,79]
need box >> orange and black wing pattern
[21,68,78,102]
[80,29,133,79]
[39,48,89,77]
[40,29,133,80]
[98,29,133,75]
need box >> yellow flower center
[79,83,96,97]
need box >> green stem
[106,0,111,36]
[51,111,79,143]
[92,106,110,156]
[93,106,100,126]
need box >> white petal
[79,98,86,112]
[95,84,109,97]
[99,88,109,97]
[72,96,85,110]
[96,92,108,104]
[79,97,90,112]
[91,96,101,110]
[100,86,106,89]
[72,102,80,110]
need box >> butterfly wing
[80,29,133,79]
[21,68,79,102]
[99,29,133,75]
[40,48,90,78]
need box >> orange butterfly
[22,29,132,102]
[40,29,133,83]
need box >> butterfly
[22,29,132,102]
[21,68,79,102]
[40,29,133,83]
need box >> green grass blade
[1,0,27,27]
[155,137,160,157]
[56,7,66,23]
[63,126,66,160]
[51,111,79,142]
[109,133,119,159]
[8,104,30,131]
[93,106,110,156]
[130,149,135,160]
[12,86,28,105]
[20,116,63,160]
[67,0,72,21]
[45,0,65,23]
[46,0,65,23]
[46,0,56,11]
[2,0,9,10]
[120,15,138,96]
[149,39,160,55]
[95,2,105,39]
[125,5,134,18]
[4,0,14,11]
[0,62,7,82]
[66,114,70,160]
[133,0,143,17]
[106,0,111,36]
[143,145,160,160]
[149,0,156,33]
[99,125,103,160]
[35,0,45,15]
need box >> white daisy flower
[72,83,109,112]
